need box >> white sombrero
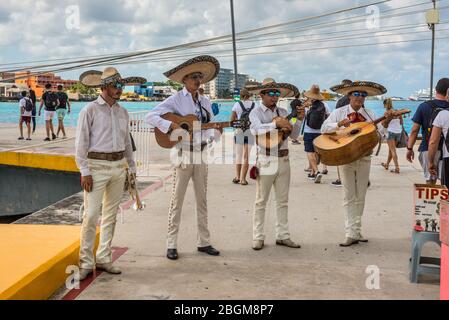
[79,67,147,88]
[330,80,387,97]
[163,55,220,84]
[245,78,299,98]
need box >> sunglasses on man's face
[113,82,126,90]
[351,91,368,97]
[263,90,281,97]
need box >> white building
[203,68,251,99]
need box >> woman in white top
[230,89,255,186]
[381,98,403,173]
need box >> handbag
[250,153,259,180]
[396,125,409,148]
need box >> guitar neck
[201,122,232,130]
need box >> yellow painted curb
[0,224,99,300]
[0,152,78,172]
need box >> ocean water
[0,100,421,133]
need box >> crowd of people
[18,83,71,141]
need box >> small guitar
[313,109,411,166]
[154,113,249,149]
[256,110,299,150]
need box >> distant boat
[409,88,434,101]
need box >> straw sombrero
[330,80,387,97]
[304,84,324,101]
[79,67,147,88]
[245,78,299,98]
[163,55,220,84]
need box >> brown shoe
[339,237,359,247]
[276,238,301,248]
[356,234,369,243]
[252,240,264,250]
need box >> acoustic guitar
[154,113,249,149]
[255,111,298,150]
[313,109,411,166]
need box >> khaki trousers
[167,161,210,249]
[79,158,127,269]
[340,156,371,239]
[253,155,291,241]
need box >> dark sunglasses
[351,91,368,97]
[263,90,281,97]
[113,82,126,90]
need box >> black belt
[87,151,125,161]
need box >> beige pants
[167,161,210,249]
[253,155,291,241]
[79,158,127,269]
[340,156,371,239]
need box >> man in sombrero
[322,81,392,247]
[247,78,303,251]
[75,67,146,280]
[146,55,221,260]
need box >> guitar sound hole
[349,128,361,135]
[180,123,190,131]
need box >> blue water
[0,100,422,133]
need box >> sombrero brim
[163,55,220,84]
[79,70,146,87]
[330,81,387,96]
[246,83,299,98]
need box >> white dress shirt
[145,87,215,147]
[75,95,136,176]
[249,103,301,152]
[321,104,382,134]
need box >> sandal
[322,169,328,175]
[232,178,240,184]
[390,168,400,174]
[240,181,248,186]
[381,163,389,170]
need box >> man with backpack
[231,88,255,185]
[56,84,71,139]
[18,91,33,141]
[407,78,449,184]
[303,85,330,184]
[38,83,59,141]
[289,93,302,145]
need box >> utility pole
[427,0,439,99]
[230,0,239,99]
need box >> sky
[0,0,448,97]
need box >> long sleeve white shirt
[145,87,215,147]
[321,104,382,134]
[75,95,136,176]
[249,103,301,152]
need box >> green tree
[69,83,97,95]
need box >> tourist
[18,91,32,141]
[303,85,330,184]
[38,83,59,141]
[290,93,302,145]
[247,78,302,251]
[29,89,37,134]
[76,67,144,280]
[406,78,449,184]
[56,84,71,139]
[381,98,404,174]
[429,109,449,188]
[231,88,255,186]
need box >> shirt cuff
[80,168,91,176]
[160,119,172,134]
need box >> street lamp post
[428,0,439,99]
[230,0,239,91]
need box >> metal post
[430,0,436,99]
[230,0,238,89]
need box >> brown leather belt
[87,151,125,161]
[262,149,289,157]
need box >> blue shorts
[234,131,254,145]
[303,132,321,153]
[387,131,402,143]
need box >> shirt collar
[348,104,364,114]
[261,103,277,113]
[97,95,119,108]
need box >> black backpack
[238,101,255,122]
[23,97,33,112]
[44,92,58,109]
[57,92,68,108]
[426,100,449,152]
[306,101,327,130]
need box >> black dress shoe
[166,249,178,260]
[198,245,220,256]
